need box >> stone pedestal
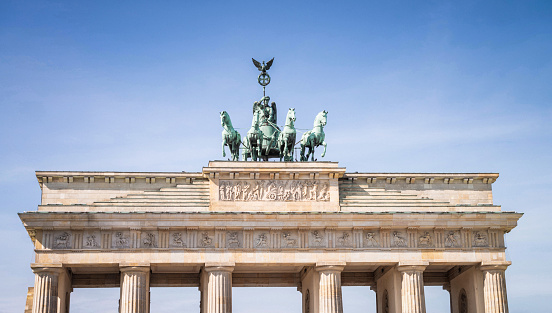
[205,266,234,313]
[481,264,509,313]
[119,266,150,313]
[316,265,344,313]
[397,265,427,313]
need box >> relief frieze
[41,228,501,251]
[218,180,330,202]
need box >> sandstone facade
[20,161,521,313]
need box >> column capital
[31,263,66,274]
[480,261,511,271]
[397,261,429,272]
[120,266,151,273]
[204,263,235,273]
[316,265,345,272]
[316,262,346,272]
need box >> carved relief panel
[391,231,407,248]
[112,231,131,249]
[169,231,187,248]
[218,180,330,202]
[417,230,434,248]
[281,231,299,248]
[336,231,353,248]
[445,230,461,248]
[141,231,158,248]
[83,230,101,249]
[198,231,215,248]
[226,231,242,248]
[309,230,327,248]
[363,230,380,248]
[472,230,489,247]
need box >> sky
[1,0,551,312]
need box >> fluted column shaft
[482,265,509,313]
[205,266,234,313]
[120,266,150,313]
[32,267,63,313]
[398,265,426,313]
[316,265,344,313]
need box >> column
[316,265,344,313]
[32,267,64,313]
[205,266,234,313]
[119,266,150,313]
[481,264,509,313]
[397,265,427,313]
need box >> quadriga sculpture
[300,110,328,161]
[244,111,263,161]
[220,111,242,161]
[277,108,296,161]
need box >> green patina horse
[243,111,264,161]
[277,108,297,162]
[300,110,328,162]
[220,111,242,161]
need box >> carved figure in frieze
[241,182,251,201]
[445,231,460,247]
[233,183,242,201]
[319,182,330,201]
[309,181,318,200]
[249,181,262,201]
[256,233,268,247]
[337,232,351,247]
[312,230,324,247]
[227,232,240,248]
[266,181,278,200]
[291,181,302,200]
[172,232,186,247]
[115,232,129,248]
[282,232,297,247]
[365,232,379,247]
[392,231,407,247]
[55,232,71,249]
[143,233,157,248]
[473,231,488,247]
[418,232,432,247]
[219,182,227,200]
[85,235,99,247]
[302,182,308,199]
[199,232,213,247]
[225,183,233,201]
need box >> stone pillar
[205,265,234,313]
[119,266,150,313]
[316,265,344,313]
[397,265,427,313]
[481,264,509,313]
[32,267,65,313]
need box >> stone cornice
[19,211,523,231]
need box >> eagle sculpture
[252,58,274,75]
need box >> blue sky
[1,1,551,312]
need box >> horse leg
[300,144,306,161]
[310,146,315,161]
[321,141,327,158]
[222,139,226,158]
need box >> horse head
[251,110,260,128]
[286,108,296,126]
[314,110,328,127]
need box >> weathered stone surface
[20,161,521,313]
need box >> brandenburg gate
[20,162,521,313]
[19,59,521,313]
